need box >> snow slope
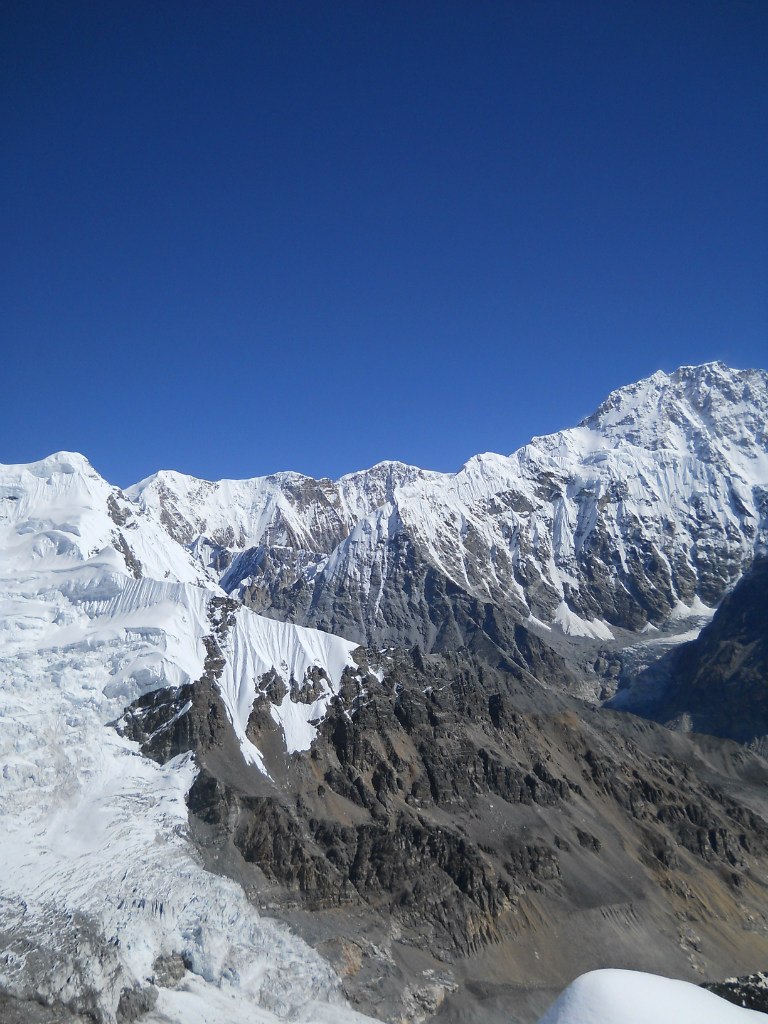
[217,607,357,767]
[0,455,373,1023]
[537,969,765,1024]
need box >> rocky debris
[0,906,128,1024]
[151,954,190,989]
[0,993,93,1023]
[115,984,157,1023]
[398,970,460,1024]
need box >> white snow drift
[536,969,765,1024]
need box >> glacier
[0,454,375,1023]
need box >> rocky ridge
[3,362,768,1024]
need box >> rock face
[611,557,768,745]
[127,363,768,663]
[124,642,768,1023]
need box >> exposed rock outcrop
[123,642,768,1023]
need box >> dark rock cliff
[119,634,768,1023]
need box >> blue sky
[3,1,766,486]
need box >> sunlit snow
[536,969,765,1023]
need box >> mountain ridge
[120,361,767,665]
[14,361,766,695]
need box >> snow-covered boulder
[537,969,765,1024]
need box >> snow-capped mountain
[129,362,768,654]
[0,453,377,1023]
[3,361,768,1024]
[0,451,208,585]
[126,459,439,556]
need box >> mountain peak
[576,362,768,462]
[4,450,99,479]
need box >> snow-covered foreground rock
[537,969,765,1024]
[0,455,375,1023]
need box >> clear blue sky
[3,1,766,486]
